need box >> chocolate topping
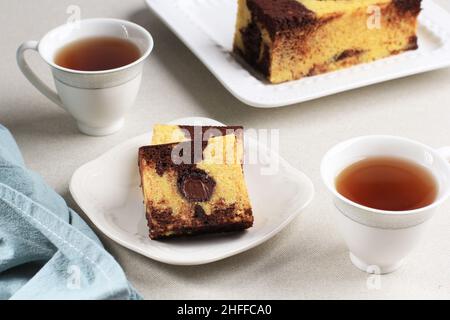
[246,0,316,37]
[139,143,176,176]
[393,0,422,15]
[177,169,216,202]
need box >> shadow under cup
[321,135,450,273]
[33,19,153,136]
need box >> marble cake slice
[234,0,421,83]
[138,134,253,239]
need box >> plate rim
[70,117,315,265]
[145,0,450,108]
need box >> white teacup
[17,18,153,136]
[321,136,450,274]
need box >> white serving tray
[70,117,314,265]
[145,0,450,108]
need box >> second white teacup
[321,136,450,274]
[17,18,153,136]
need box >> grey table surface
[1,0,450,299]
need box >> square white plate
[70,117,314,265]
[145,0,450,108]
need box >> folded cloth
[0,125,141,300]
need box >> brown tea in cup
[336,156,437,211]
[54,36,141,71]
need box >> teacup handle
[16,41,64,109]
[437,147,450,162]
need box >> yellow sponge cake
[139,126,252,239]
[234,0,422,83]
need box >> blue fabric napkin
[0,125,141,300]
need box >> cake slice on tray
[138,127,252,239]
[233,0,422,83]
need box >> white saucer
[70,117,314,265]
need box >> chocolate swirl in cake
[177,168,216,202]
